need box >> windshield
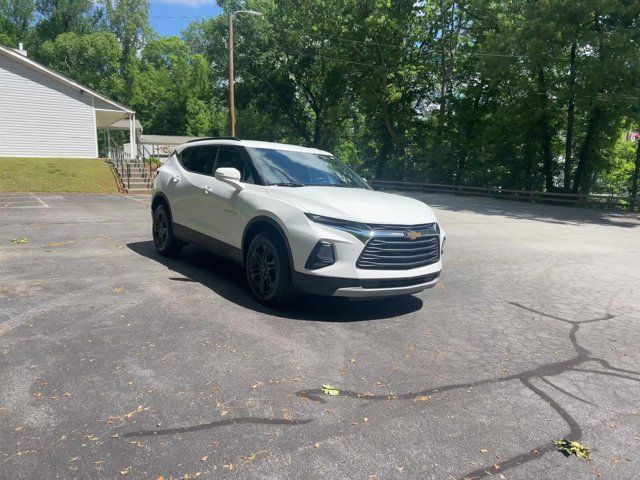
[246,147,369,188]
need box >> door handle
[203,186,213,194]
[171,175,180,183]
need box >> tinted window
[179,146,217,175]
[246,148,368,188]
[214,146,254,183]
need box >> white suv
[152,138,445,306]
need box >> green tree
[35,0,98,41]
[0,0,34,46]
[103,0,150,102]
[38,31,124,99]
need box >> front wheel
[246,232,295,306]
[152,203,183,257]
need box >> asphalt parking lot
[1,192,639,480]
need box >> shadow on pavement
[127,240,423,322]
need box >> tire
[152,203,183,257]
[246,232,295,306]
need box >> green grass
[0,157,119,193]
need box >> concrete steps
[111,159,153,193]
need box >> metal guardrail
[371,179,634,211]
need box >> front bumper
[292,271,440,297]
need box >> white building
[0,43,137,158]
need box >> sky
[149,0,223,37]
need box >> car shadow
[127,241,423,322]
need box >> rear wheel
[246,232,295,306]
[152,203,183,257]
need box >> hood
[266,186,437,225]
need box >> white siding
[0,54,98,158]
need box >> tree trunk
[313,109,325,149]
[573,105,601,194]
[573,12,603,195]
[437,0,448,138]
[564,41,577,191]
[631,139,640,211]
[537,68,554,192]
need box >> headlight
[305,213,372,243]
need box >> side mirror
[214,167,244,190]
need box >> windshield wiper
[270,182,305,187]
[306,183,351,188]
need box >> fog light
[305,241,335,269]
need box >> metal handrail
[371,179,633,210]
[126,163,130,191]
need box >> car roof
[176,138,332,156]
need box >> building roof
[109,118,144,131]
[0,43,134,114]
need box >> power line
[148,15,568,61]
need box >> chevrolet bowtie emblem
[406,230,422,240]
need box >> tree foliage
[2,0,640,197]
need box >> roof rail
[186,136,241,144]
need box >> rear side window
[179,146,218,175]
[214,146,254,183]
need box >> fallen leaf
[314,443,320,448]
[415,395,431,401]
[554,439,590,459]
[94,461,104,465]
[322,385,340,396]
[612,456,630,463]
[34,392,42,398]
[222,463,235,470]
[63,392,71,397]
[109,405,149,422]
[480,448,489,453]
[349,358,356,363]
[46,241,75,247]
[200,455,208,462]
[10,238,29,244]
[244,452,258,463]
[112,287,124,293]
[120,466,131,475]
[69,457,79,462]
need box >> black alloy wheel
[152,203,183,257]
[246,232,295,306]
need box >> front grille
[356,223,441,270]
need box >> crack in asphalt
[293,302,640,479]
[122,417,311,437]
[118,302,639,479]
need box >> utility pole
[227,9,262,137]
[228,12,235,137]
